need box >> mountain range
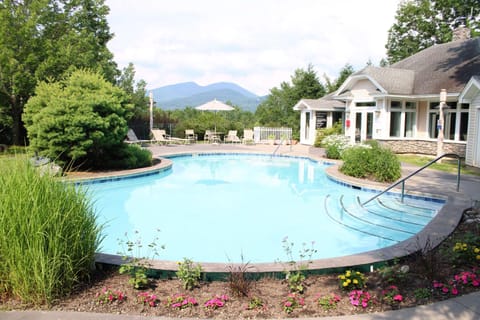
[150,82,266,112]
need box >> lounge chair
[204,130,214,143]
[224,130,241,143]
[151,129,189,145]
[242,129,255,144]
[125,128,151,145]
[185,129,198,143]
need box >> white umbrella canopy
[195,99,234,132]
[195,99,234,111]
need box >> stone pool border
[81,149,467,274]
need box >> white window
[428,102,469,141]
[389,101,417,138]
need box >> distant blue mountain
[150,82,266,112]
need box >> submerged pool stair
[324,194,438,244]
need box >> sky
[105,0,400,96]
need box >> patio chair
[151,129,188,145]
[242,129,255,144]
[204,130,213,143]
[125,128,151,145]
[224,130,241,143]
[185,129,198,143]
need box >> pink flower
[393,294,403,302]
[284,301,292,307]
[451,287,459,295]
[442,287,449,293]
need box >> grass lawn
[398,154,480,176]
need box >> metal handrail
[271,139,293,157]
[361,153,461,205]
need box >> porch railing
[253,127,292,144]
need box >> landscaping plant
[0,157,101,304]
[338,270,366,291]
[176,258,203,290]
[118,230,163,289]
[280,237,317,293]
[340,140,401,182]
[227,256,254,297]
[23,69,152,170]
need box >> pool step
[324,194,438,243]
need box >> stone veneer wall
[378,139,466,158]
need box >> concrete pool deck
[90,143,479,274]
[2,143,479,320]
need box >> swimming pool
[88,153,444,263]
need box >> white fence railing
[253,127,292,144]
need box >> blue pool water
[87,154,444,263]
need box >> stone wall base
[378,139,466,158]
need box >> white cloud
[106,0,399,95]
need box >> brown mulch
[1,215,479,319]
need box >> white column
[437,89,447,158]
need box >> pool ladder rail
[361,153,461,206]
[271,139,292,157]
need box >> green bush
[340,141,401,182]
[23,69,134,170]
[314,121,343,147]
[0,157,102,304]
[95,143,152,170]
[321,134,351,160]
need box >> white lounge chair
[151,129,188,145]
[204,130,214,143]
[242,129,255,144]
[185,129,198,143]
[224,130,241,143]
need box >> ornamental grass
[0,157,102,304]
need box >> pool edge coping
[87,151,468,274]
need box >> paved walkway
[2,143,479,320]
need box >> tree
[23,69,133,169]
[385,0,480,64]
[0,0,118,145]
[117,63,149,118]
[324,63,355,93]
[255,64,325,137]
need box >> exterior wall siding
[465,94,479,166]
[417,101,428,139]
[378,139,466,157]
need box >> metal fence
[253,127,292,143]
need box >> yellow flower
[474,247,479,254]
[476,255,480,260]
[339,275,346,280]
[346,279,351,284]
[353,279,358,284]
[343,281,348,287]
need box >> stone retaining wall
[378,139,466,157]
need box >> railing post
[401,181,405,203]
[456,157,461,192]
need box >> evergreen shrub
[340,141,401,182]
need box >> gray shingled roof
[350,38,480,96]
[352,66,415,95]
[391,37,480,94]
[295,97,344,111]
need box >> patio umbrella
[195,99,234,132]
